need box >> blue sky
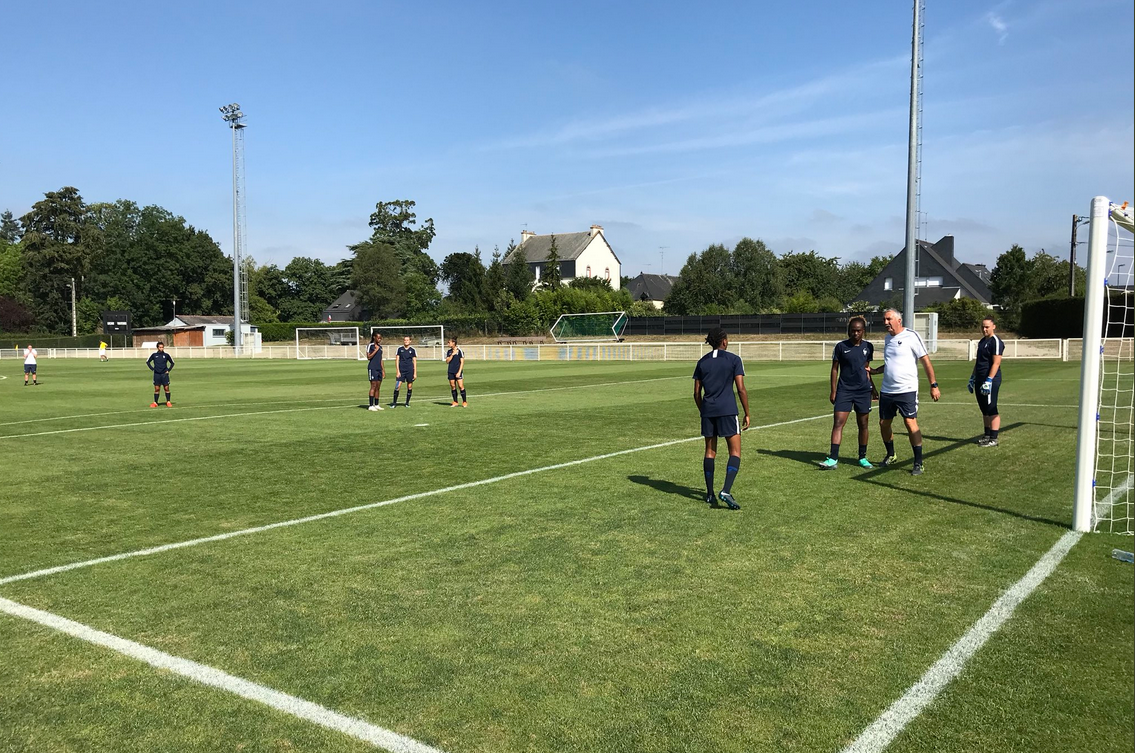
[2,0,1132,277]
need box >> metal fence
[4,338,1094,363]
[623,313,888,337]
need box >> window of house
[586,265,592,277]
[604,267,611,280]
[884,277,893,291]
[916,276,943,288]
[212,328,226,337]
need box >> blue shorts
[834,388,872,414]
[879,391,918,420]
[448,371,462,381]
[701,414,741,438]
[395,372,414,384]
[368,369,383,382]
[24,363,36,374]
[976,378,1000,416]
[153,373,170,387]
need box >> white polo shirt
[881,329,928,394]
[24,347,37,365]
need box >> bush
[1018,292,1133,339]
[926,298,992,329]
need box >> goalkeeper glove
[967,375,975,393]
[980,378,993,395]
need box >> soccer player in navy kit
[969,316,1004,446]
[445,337,467,407]
[146,342,175,407]
[389,336,417,407]
[693,328,751,509]
[366,332,385,411]
[820,316,879,470]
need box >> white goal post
[294,327,363,360]
[370,325,446,361]
[1073,197,1134,535]
[549,311,628,343]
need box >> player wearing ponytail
[692,328,750,510]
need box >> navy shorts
[24,363,36,374]
[701,414,741,438]
[976,378,1000,416]
[396,372,414,384]
[834,388,872,414]
[879,391,918,420]
[448,370,462,381]
[153,373,170,387]
[368,369,383,382]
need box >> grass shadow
[756,448,830,468]
[627,475,708,503]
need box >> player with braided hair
[693,327,750,509]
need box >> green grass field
[1,355,1131,753]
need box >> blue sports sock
[405,388,412,404]
[460,389,466,401]
[369,395,374,406]
[452,388,458,402]
[703,457,715,496]
[913,445,923,464]
[989,429,998,440]
[884,440,895,457]
[722,456,740,494]
[858,444,868,459]
[829,443,839,461]
[391,390,399,403]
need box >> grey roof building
[322,290,369,322]
[626,273,679,308]
[856,236,992,309]
[504,225,622,290]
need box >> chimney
[520,229,535,243]
[936,235,955,264]
[590,224,603,237]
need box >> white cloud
[986,11,1009,44]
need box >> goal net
[295,327,362,360]
[370,325,445,361]
[1073,198,1134,535]
[549,311,628,342]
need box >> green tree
[664,244,734,314]
[732,237,782,311]
[926,298,991,329]
[989,244,1031,309]
[777,250,840,301]
[504,241,534,301]
[20,187,99,333]
[483,247,507,313]
[0,210,20,242]
[440,249,486,311]
[541,236,562,289]
[0,240,23,300]
[1028,251,1068,299]
[350,239,406,319]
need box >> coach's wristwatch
[929,382,938,388]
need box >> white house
[505,225,621,290]
[132,315,260,349]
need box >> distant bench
[496,336,548,345]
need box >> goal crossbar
[294,327,362,360]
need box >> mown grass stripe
[0,596,445,753]
[841,529,1082,753]
[0,414,828,586]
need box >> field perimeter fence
[1,338,1106,363]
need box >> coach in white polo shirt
[866,308,940,476]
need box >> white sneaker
[368,405,378,411]
[374,404,383,411]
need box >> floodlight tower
[220,103,249,353]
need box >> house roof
[168,315,232,327]
[908,287,964,307]
[505,231,621,265]
[627,273,678,301]
[323,290,362,313]
[917,241,992,302]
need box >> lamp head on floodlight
[219,103,245,125]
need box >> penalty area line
[0,597,445,753]
[0,413,828,586]
[840,529,1082,753]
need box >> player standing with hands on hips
[693,328,750,510]
[446,337,467,407]
[969,316,1004,446]
[147,341,175,407]
[366,332,385,411]
[867,309,940,476]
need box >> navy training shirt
[975,335,1005,379]
[147,351,174,374]
[693,348,745,418]
[446,347,464,374]
[366,342,383,364]
[396,345,417,374]
[832,339,874,392]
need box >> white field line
[0,375,691,431]
[840,530,1082,753]
[1092,474,1135,531]
[936,401,1078,409]
[0,597,444,753]
[0,414,828,586]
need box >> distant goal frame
[294,326,363,360]
[549,311,628,343]
[369,325,446,361]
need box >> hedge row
[1018,291,1134,339]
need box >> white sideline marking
[840,530,1082,753]
[1092,475,1135,531]
[937,401,1077,409]
[414,424,429,427]
[0,414,828,586]
[0,375,689,432]
[0,597,444,753]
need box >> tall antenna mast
[903,0,924,321]
[220,103,249,353]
